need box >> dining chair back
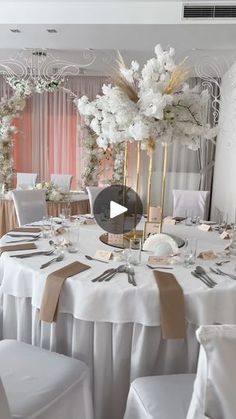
[173,189,210,220]
[86,186,104,216]
[16,172,38,189]
[50,174,73,193]
[124,325,236,419]
[0,339,93,419]
[12,189,47,226]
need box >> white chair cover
[0,340,93,419]
[0,377,11,419]
[124,374,195,419]
[86,186,104,216]
[172,190,210,219]
[12,189,47,226]
[16,173,38,189]
[50,174,72,193]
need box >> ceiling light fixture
[46,29,58,33]
[10,29,21,33]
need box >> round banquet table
[0,194,89,238]
[1,222,236,419]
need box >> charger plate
[99,232,185,249]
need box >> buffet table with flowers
[0,221,236,419]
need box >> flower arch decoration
[0,48,125,190]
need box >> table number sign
[143,222,161,240]
[94,250,112,261]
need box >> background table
[0,223,236,419]
[0,194,89,237]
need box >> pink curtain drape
[0,76,108,189]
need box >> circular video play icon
[93,184,143,234]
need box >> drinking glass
[42,216,52,238]
[66,225,80,253]
[183,237,197,267]
[129,238,142,265]
[185,209,193,226]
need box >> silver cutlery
[85,255,108,264]
[7,233,40,238]
[215,260,230,266]
[213,267,236,280]
[103,265,126,282]
[146,264,173,270]
[191,271,214,288]
[5,237,40,244]
[195,266,217,286]
[10,250,55,259]
[91,265,126,282]
[126,265,137,286]
[40,253,64,269]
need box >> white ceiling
[0,1,235,76]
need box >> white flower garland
[0,94,26,188]
[0,77,63,189]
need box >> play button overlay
[110,201,127,219]
[93,184,143,234]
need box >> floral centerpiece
[76,44,217,152]
[35,182,63,201]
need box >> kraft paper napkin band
[0,243,37,254]
[10,227,42,233]
[40,261,90,323]
[153,270,186,339]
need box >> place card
[148,206,161,222]
[220,231,231,240]
[108,233,124,247]
[163,217,176,225]
[198,250,217,260]
[84,219,96,225]
[148,255,171,265]
[143,221,161,240]
[198,224,212,232]
[95,250,112,261]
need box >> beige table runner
[0,243,37,254]
[153,270,186,339]
[40,261,90,323]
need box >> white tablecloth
[0,223,236,419]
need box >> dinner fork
[210,267,236,280]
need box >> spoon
[215,260,230,266]
[85,255,108,263]
[195,266,217,286]
[126,265,137,286]
[40,253,64,269]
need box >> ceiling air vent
[183,4,236,19]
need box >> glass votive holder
[67,225,80,253]
[129,238,142,265]
[42,216,52,238]
[183,237,197,267]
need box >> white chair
[50,174,73,193]
[0,340,93,419]
[124,325,236,419]
[16,173,38,189]
[86,186,104,216]
[12,189,47,226]
[172,189,210,220]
